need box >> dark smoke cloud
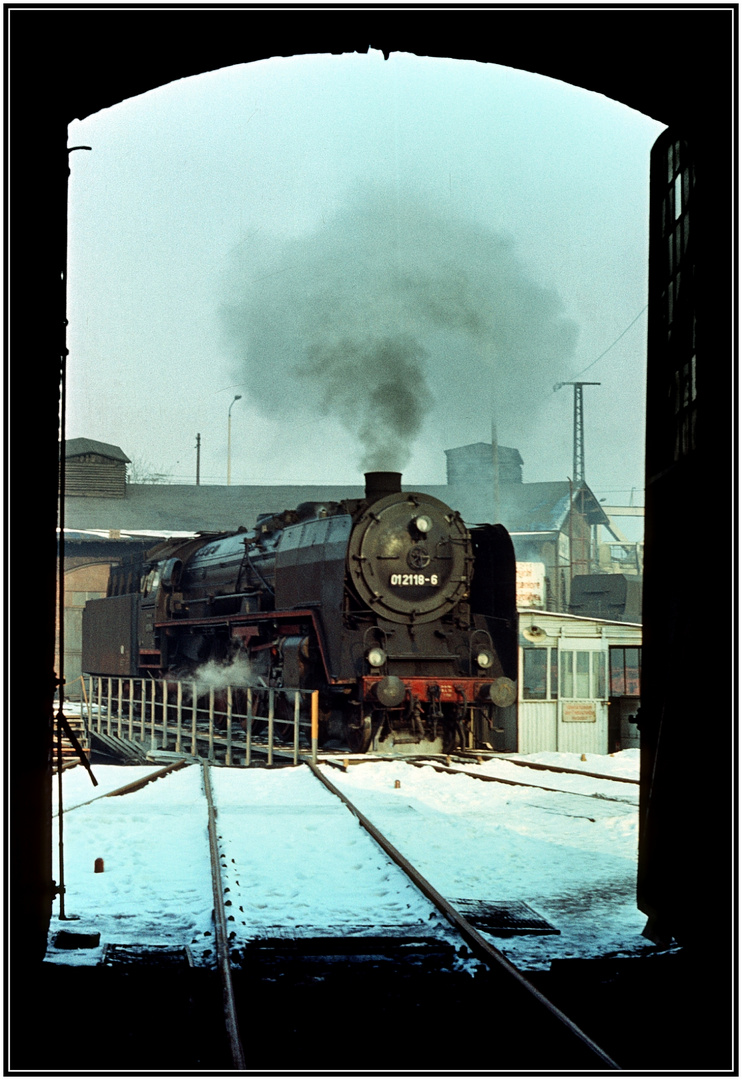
[220,185,578,472]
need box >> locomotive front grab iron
[82,472,518,754]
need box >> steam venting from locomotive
[220,185,578,472]
[188,656,258,696]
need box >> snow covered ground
[46,750,653,972]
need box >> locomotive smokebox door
[347,491,471,624]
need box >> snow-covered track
[202,762,619,1068]
[307,761,619,1070]
[202,764,246,1071]
[52,759,191,816]
[455,752,640,785]
[401,757,639,807]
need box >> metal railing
[81,675,320,766]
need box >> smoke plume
[220,185,578,472]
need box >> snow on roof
[518,608,643,630]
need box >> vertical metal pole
[311,691,319,765]
[226,685,233,767]
[96,677,102,734]
[267,688,274,766]
[208,687,215,762]
[140,680,146,742]
[162,680,168,750]
[293,692,300,764]
[195,432,201,486]
[176,680,182,754]
[150,680,156,751]
[80,675,91,741]
[106,677,112,737]
[128,679,134,742]
[574,385,583,487]
[117,678,123,738]
[56,712,66,918]
[246,688,252,767]
[191,681,198,757]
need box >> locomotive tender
[82,471,517,754]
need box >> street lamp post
[227,394,242,486]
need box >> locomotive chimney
[364,471,402,502]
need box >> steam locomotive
[82,472,517,754]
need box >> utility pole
[554,380,601,584]
[227,395,242,486]
[554,381,601,486]
[195,433,201,486]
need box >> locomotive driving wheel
[345,712,372,754]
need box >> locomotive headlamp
[476,649,495,669]
[367,647,387,669]
[415,514,433,534]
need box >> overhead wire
[563,305,648,384]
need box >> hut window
[523,648,547,699]
[609,646,642,697]
[522,647,558,700]
[560,650,605,699]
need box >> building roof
[500,481,609,532]
[63,438,131,463]
[63,483,369,533]
[63,478,608,536]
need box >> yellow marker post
[311,691,319,764]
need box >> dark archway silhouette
[7,6,735,1068]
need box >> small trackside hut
[518,610,641,755]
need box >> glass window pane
[575,651,590,698]
[561,651,574,699]
[674,172,683,218]
[592,652,606,699]
[550,648,559,700]
[523,649,547,699]
[624,648,641,696]
[610,648,625,696]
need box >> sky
[66,49,665,504]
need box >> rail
[202,762,246,1069]
[403,759,639,805]
[308,762,620,1070]
[81,675,320,766]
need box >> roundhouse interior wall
[9,8,733,1066]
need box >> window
[609,646,642,697]
[522,648,557,700]
[560,650,606,700]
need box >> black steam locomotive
[82,472,517,754]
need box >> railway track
[322,751,639,807]
[405,757,640,808]
[203,760,618,1070]
[47,759,633,1069]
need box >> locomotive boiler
[82,472,517,754]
